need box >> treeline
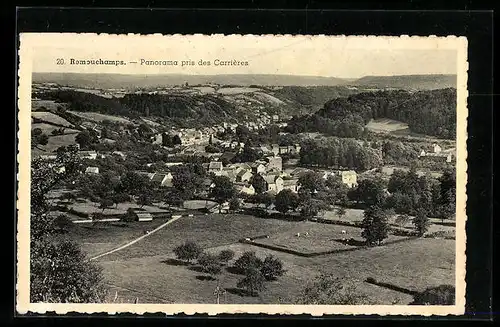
[286,88,456,139]
[33,90,238,125]
[299,137,383,171]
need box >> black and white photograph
[17,34,467,315]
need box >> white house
[234,183,256,196]
[150,172,173,187]
[236,170,253,183]
[85,166,99,174]
[263,175,284,194]
[208,161,223,173]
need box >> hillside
[350,74,456,90]
[286,88,456,139]
[32,73,348,89]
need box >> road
[89,215,182,261]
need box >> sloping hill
[350,74,456,90]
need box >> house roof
[282,178,298,186]
[237,169,251,178]
[208,161,223,170]
[151,173,169,183]
[85,167,99,173]
[263,174,281,184]
[219,152,237,162]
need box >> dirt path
[90,215,182,261]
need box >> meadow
[68,214,455,305]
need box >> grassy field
[32,111,75,128]
[67,110,132,124]
[62,218,170,259]
[32,123,79,135]
[37,133,77,152]
[31,100,64,112]
[80,214,455,305]
[365,118,409,133]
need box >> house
[39,154,57,160]
[206,201,230,214]
[272,114,280,122]
[271,144,280,156]
[228,163,252,175]
[279,146,289,155]
[250,162,267,175]
[263,175,284,194]
[339,170,358,188]
[420,143,443,157]
[258,145,273,155]
[85,166,99,174]
[150,172,173,187]
[112,151,126,159]
[208,161,223,173]
[134,211,153,222]
[236,170,253,183]
[234,183,256,196]
[282,178,299,193]
[219,152,237,163]
[420,152,453,163]
[78,150,98,160]
[432,144,442,154]
[265,156,283,172]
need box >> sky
[22,34,462,78]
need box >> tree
[233,251,263,274]
[30,150,107,303]
[172,134,182,145]
[251,174,267,194]
[75,130,98,149]
[173,241,203,264]
[31,239,108,302]
[361,205,390,246]
[260,255,285,281]
[197,253,222,280]
[53,214,73,233]
[32,128,49,147]
[112,192,130,208]
[236,267,266,296]
[300,198,328,220]
[351,177,386,206]
[235,125,250,143]
[228,197,241,213]
[298,171,325,195]
[413,209,430,236]
[218,249,235,265]
[275,189,300,214]
[209,175,236,213]
[99,197,114,213]
[296,273,370,305]
[412,285,455,305]
[137,190,153,208]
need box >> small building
[78,150,98,160]
[279,146,289,155]
[236,170,253,183]
[150,172,173,187]
[271,144,280,156]
[112,151,126,159]
[339,170,358,188]
[272,114,280,122]
[135,211,153,222]
[263,175,284,194]
[234,183,256,196]
[85,166,99,174]
[282,178,299,193]
[250,162,267,175]
[208,161,223,173]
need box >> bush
[217,249,235,264]
[197,252,222,277]
[233,251,263,274]
[236,267,266,296]
[173,241,203,264]
[260,255,285,281]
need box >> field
[31,111,75,128]
[32,123,79,135]
[365,118,409,133]
[73,214,455,304]
[217,87,261,95]
[67,110,132,124]
[31,99,63,112]
[37,133,77,152]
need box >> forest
[299,137,383,171]
[286,88,456,139]
[33,90,239,125]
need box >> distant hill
[350,74,457,90]
[32,73,348,89]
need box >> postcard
[17,33,467,316]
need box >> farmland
[32,111,75,128]
[67,214,456,304]
[67,110,133,124]
[365,118,410,134]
